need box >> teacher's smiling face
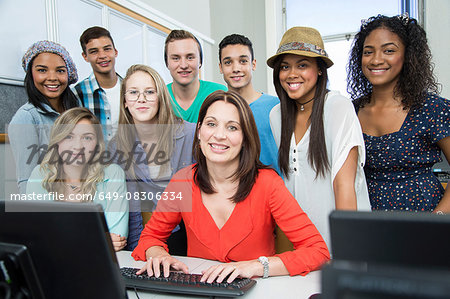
[198,100,243,167]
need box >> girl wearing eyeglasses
[108,64,195,252]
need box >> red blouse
[132,166,330,276]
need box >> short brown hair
[79,26,115,54]
[164,29,203,67]
[192,90,267,203]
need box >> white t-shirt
[148,164,172,188]
[103,81,121,136]
[269,90,371,249]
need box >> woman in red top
[132,90,329,283]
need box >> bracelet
[435,210,445,215]
[257,256,269,278]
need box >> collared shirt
[72,73,122,141]
[108,121,196,250]
[132,167,330,276]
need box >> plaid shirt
[72,73,122,142]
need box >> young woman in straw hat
[347,14,449,213]
[267,27,370,248]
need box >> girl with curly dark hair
[347,14,450,213]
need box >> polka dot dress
[362,94,449,211]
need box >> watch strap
[258,256,269,278]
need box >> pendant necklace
[298,98,314,111]
[65,183,80,191]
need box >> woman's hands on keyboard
[136,246,189,278]
[200,260,262,283]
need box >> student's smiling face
[58,118,98,166]
[124,71,159,125]
[82,36,118,76]
[219,44,256,91]
[166,38,201,87]
[31,52,68,102]
[361,28,405,89]
[278,54,319,103]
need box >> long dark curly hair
[347,14,440,109]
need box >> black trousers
[166,220,187,256]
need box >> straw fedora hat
[267,26,333,69]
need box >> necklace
[298,98,314,111]
[65,183,80,191]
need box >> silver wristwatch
[258,256,269,278]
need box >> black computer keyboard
[120,267,257,297]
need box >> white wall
[264,0,285,96]
[425,0,450,99]
[209,0,271,94]
[141,0,211,36]
[142,0,282,95]
[138,0,216,82]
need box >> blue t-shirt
[250,93,280,175]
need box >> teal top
[168,80,227,123]
[249,93,280,175]
[26,164,129,237]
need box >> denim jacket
[8,102,60,193]
[108,121,196,250]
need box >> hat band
[276,42,328,58]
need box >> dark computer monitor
[323,211,450,299]
[0,200,127,299]
[329,210,450,270]
[321,260,450,299]
[433,152,450,182]
[0,242,45,299]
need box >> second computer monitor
[329,210,450,270]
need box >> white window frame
[0,0,215,85]
[281,0,422,97]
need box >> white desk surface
[117,251,321,299]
